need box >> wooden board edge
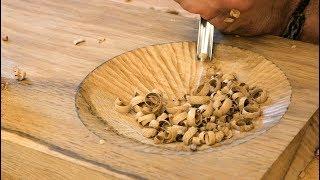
[300,157,319,179]
[1,130,134,180]
[262,109,319,179]
[284,109,319,179]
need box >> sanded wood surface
[263,110,319,180]
[299,157,319,180]
[109,0,197,18]
[1,0,319,179]
[76,42,292,152]
[285,110,319,180]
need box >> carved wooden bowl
[75,42,291,153]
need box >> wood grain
[1,0,319,179]
[285,110,319,179]
[1,131,127,180]
[76,42,292,152]
[300,157,319,180]
[109,0,197,18]
[262,110,319,180]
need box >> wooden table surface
[1,0,319,179]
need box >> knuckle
[201,13,214,20]
[180,1,197,12]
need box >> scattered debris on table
[99,139,105,144]
[291,45,297,49]
[230,9,240,18]
[13,67,26,81]
[97,37,106,44]
[190,144,197,151]
[73,38,85,45]
[235,35,241,38]
[2,35,8,41]
[1,83,6,90]
[224,18,234,23]
[166,9,179,15]
[1,77,8,90]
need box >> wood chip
[114,69,268,151]
[73,38,85,45]
[97,38,106,43]
[230,9,240,18]
[99,139,105,144]
[190,144,197,151]
[235,35,241,38]
[13,67,26,81]
[166,9,179,15]
[291,45,297,48]
[224,18,235,23]
[2,35,8,41]
[1,79,8,90]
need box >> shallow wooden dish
[75,42,292,153]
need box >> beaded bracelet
[282,0,310,40]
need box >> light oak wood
[109,0,197,18]
[300,157,319,180]
[285,110,319,180]
[1,0,319,179]
[76,42,292,152]
[262,110,319,179]
[1,131,131,180]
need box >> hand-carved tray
[75,42,291,153]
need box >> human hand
[174,0,299,36]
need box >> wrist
[281,0,311,40]
[300,0,319,44]
[281,0,301,34]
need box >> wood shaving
[235,35,241,38]
[224,18,235,23]
[166,9,179,15]
[1,83,7,90]
[97,38,106,43]
[1,78,8,90]
[73,38,85,45]
[99,139,105,144]
[190,144,197,151]
[230,9,240,18]
[2,35,8,41]
[13,67,26,81]
[291,45,297,48]
[115,67,268,151]
[142,128,157,138]
[105,127,112,131]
